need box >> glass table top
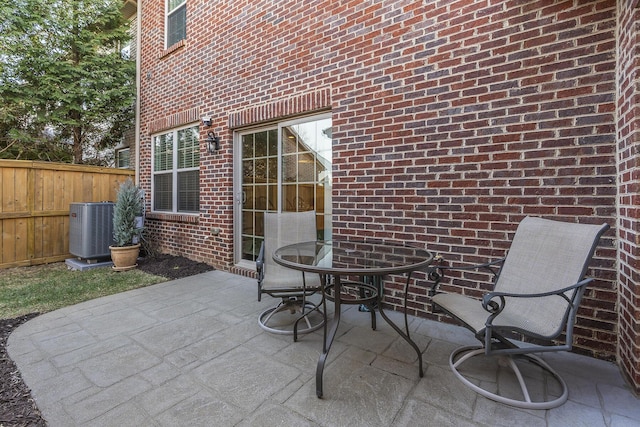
[273,239,433,275]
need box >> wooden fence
[0,160,134,269]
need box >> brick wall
[616,0,640,394]
[138,1,623,367]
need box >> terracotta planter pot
[109,244,140,271]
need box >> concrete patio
[7,270,640,426]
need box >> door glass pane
[255,158,267,182]
[282,154,297,183]
[242,159,254,184]
[242,134,254,158]
[267,129,278,155]
[255,186,267,210]
[255,132,268,157]
[238,116,332,262]
[281,118,332,233]
[297,153,315,182]
[240,129,275,262]
[242,185,253,209]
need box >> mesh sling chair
[430,216,609,409]
[257,210,324,336]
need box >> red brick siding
[139,1,620,364]
[228,89,332,129]
[616,0,640,394]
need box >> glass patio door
[234,114,332,264]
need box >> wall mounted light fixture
[207,131,220,153]
[201,116,212,127]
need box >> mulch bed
[0,255,214,427]
[0,313,44,427]
[137,253,213,279]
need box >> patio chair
[430,216,609,409]
[257,210,324,336]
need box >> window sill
[146,212,198,223]
[159,39,186,59]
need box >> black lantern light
[207,131,220,153]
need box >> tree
[0,0,135,164]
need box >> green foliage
[0,0,136,164]
[113,178,143,247]
[0,128,74,161]
[0,263,165,319]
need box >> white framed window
[166,0,186,48]
[116,148,130,169]
[152,124,200,214]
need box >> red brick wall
[138,1,621,363]
[616,0,640,394]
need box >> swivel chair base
[258,297,324,335]
[449,345,569,410]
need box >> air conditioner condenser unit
[69,202,115,259]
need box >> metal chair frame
[256,211,324,338]
[429,217,609,409]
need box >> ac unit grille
[69,202,114,259]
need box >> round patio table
[273,239,434,398]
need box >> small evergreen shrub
[112,179,143,247]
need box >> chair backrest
[262,210,317,287]
[493,216,609,339]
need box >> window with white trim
[116,148,130,169]
[166,0,186,48]
[152,125,200,213]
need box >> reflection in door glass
[239,117,332,262]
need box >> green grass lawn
[0,263,167,319]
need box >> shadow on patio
[8,270,640,426]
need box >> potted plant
[109,178,143,271]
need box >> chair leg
[293,299,325,341]
[449,346,569,410]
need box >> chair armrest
[481,277,593,315]
[256,241,266,280]
[428,257,505,296]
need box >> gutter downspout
[134,0,142,186]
